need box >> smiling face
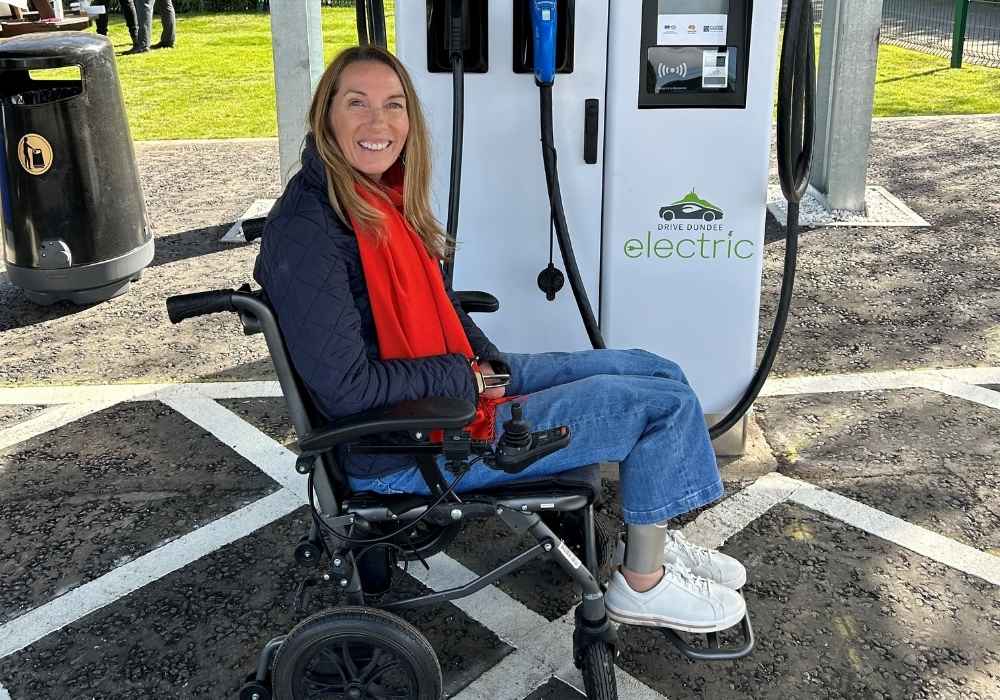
[329,60,410,181]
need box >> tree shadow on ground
[0,270,103,332]
[876,67,952,85]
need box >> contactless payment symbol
[17,133,54,176]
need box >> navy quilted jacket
[253,138,505,467]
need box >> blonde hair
[309,46,448,259]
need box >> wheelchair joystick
[491,402,571,474]
[500,402,532,451]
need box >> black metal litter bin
[0,32,152,305]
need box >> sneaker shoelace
[666,530,714,568]
[663,561,712,595]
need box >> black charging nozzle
[447,0,471,58]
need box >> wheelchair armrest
[298,397,477,453]
[456,291,499,314]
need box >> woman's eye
[348,99,366,108]
[387,102,405,111]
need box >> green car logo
[659,191,724,223]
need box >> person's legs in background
[152,0,176,49]
[95,9,109,36]
[131,0,154,52]
[120,0,139,46]
[96,1,138,46]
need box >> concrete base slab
[767,185,930,228]
[220,198,277,243]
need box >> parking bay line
[0,400,120,453]
[688,472,1000,588]
[160,396,305,499]
[0,488,302,660]
[777,474,1000,587]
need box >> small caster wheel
[294,540,322,567]
[239,680,271,700]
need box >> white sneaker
[663,530,747,590]
[604,564,746,633]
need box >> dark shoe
[151,42,175,50]
[122,47,150,55]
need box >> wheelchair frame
[166,285,753,700]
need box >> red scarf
[350,163,511,442]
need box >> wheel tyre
[580,642,618,700]
[238,680,272,700]
[704,212,715,222]
[271,607,442,700]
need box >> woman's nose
[367,106,388,126]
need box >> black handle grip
[165,290,235,324]
[584,98,599,165]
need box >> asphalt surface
[1,115,999,698]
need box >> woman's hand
[479,361,507,399]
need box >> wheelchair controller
[489,402,570,474]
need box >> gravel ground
[617,503,1000,700]
[760,115,1000,376]
[0,405,46,426]
[0,401,279,625]
[757,388,1000,553]
[0,510,511,699]
[0,139,282,387]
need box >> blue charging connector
[530,0,557,86]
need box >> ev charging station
[395,1,788,447]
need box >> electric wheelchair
[166,285,753,700]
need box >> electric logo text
[623,192,756,261]
[624,229,754,260]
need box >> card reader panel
[638,0,753,108]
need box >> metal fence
[881,0,1000,68]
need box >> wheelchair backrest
[235,288,351,507]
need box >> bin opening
[2,68,83,104]
[29,67,83,82]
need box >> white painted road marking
[0,400,120,452]
[0,488,302,660]
[161,396,305,499]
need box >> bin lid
[0,32,112,71]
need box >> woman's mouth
[359,141,392,152]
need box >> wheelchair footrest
[661,612,754,661]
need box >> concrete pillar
[269,0,325,184]
[809,0,884,213]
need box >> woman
[255,46,748,634]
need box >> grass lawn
[874,43,1000,117]
[96,9,998,141]
[104,8,395,141]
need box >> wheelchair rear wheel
[580,641,618,699]
[271,607,442,699]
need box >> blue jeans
[349,349,724,525]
